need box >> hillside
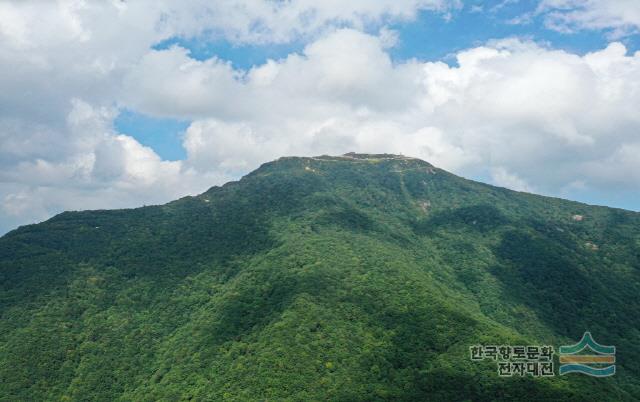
[1,153,639,401]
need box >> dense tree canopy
[1,154,639,401]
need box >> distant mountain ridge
[1,153,639,401]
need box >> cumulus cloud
[0,0,458,234]
[0,99,217,225]
[1,1,639,234]
[126,32,640,198]
[491,167,534,193]
[539,0,640,37]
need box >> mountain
[1,153,639,401]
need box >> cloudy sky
[1,0,639,234]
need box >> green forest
[1,153,639,401]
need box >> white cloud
[158,0,459,44]
[539,0,640,37]
[156,34,639,203]
[1,0,459,233]
[0,98,221,234]
[491,167,534,192]
[1,1,640,234]
[128,33,640,194]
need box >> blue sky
[2,0,640,234]
[389,1,640,61]
[114,109,190,161]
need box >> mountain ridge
[8,152,631,236]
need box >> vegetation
[1,153,639,401]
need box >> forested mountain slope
[1,153,639,401]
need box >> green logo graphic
[559,332,615,377]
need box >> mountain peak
[266,152,434,170]
[313,152,430,163]
[244,152,437,184]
